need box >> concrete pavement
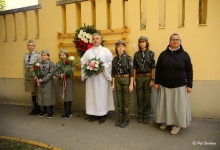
[0,104,219,150]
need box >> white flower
[95,64,98,67]
[86,33,90,38]
[89,67,93,70]
[78,34,82,39]
[79,30,83,34]
[68,56,75,61]
[81,38,87,43]
[84,38,88,43]
[87,66,90,69]
[36,63,40,66]
[83,32,87,37]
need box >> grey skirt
[155,85,191,128]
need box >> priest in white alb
[81,33,115,124]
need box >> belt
[25,68,34,71]
[115,74,129,78]
[136,73,151,77]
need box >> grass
[0,138,49,150]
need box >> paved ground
[0,104,219,150]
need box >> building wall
[0,0,219,119]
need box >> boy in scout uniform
[133,36,156,124]
[23,40,41,115]
[112,40,134,128]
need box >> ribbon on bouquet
[62,75,67,99]
[34,76,40,87]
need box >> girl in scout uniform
[38,50,56,119]
[23,40,41,115]
[133,36,156,124]
[55,49,75,119]
[112,40,134,128]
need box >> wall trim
[56,0,87,6]
[0,4,41,15]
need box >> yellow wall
[0,0,220,118]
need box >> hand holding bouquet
[83,58,104,78]
[59,56,76,78]
[57,56,77,99]
[32,63,41,86]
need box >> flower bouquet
[73,24,104,57]
[57,56,77,79]
[57,56,77,99]
[32,62,41,86]
[83,58,104,78]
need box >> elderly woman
[154,33,193,135]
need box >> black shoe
[143,118,148,124]
[138,117,143,123]
[120,121,129,128]
[47,113,53,119]
[61,114,66,119]
[69,113,72,117]
[39,112,47,118]
[33,108,41,115]
[115,120,123,126]
[99,115,106,124]
[89,116,98,122]
[66,114,71,119]
[29,108,35,115]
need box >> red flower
[87,44,93,49]
[65,60,69,65]
[34,66,40,69]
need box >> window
[159,0,165,28]
[12,13,17,41]
[178,0,185,27]
[1,15,7,41]
[35,10,39,38]
[199,0,207,24]
[140,0,147,29]
[61,5,67,33]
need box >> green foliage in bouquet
[56,56,77,78]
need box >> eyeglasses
[171,39,180,42]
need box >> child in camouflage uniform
[112,40,134,128]
[133,36,156,124]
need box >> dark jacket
[155,45,193,88]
